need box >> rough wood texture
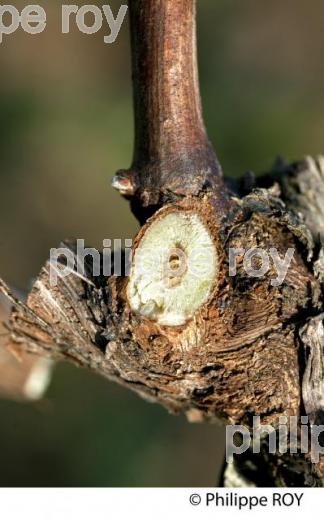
[223,158,324,487]
[266,156,324,242]
[0,0,323,487]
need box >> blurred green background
[0,0,323,486]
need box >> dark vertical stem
[113,0,227,212]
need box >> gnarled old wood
[0,0,323,486]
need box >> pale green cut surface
[127,212,217,326]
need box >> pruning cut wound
[127,211,217,326]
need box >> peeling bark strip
[258,156,324,242]
[301,315,324,424]
[0,0,324,486]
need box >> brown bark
[223,158,324,487]
[0,0,324,487]
[112,0,228,221]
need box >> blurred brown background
[0,0,323,486]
